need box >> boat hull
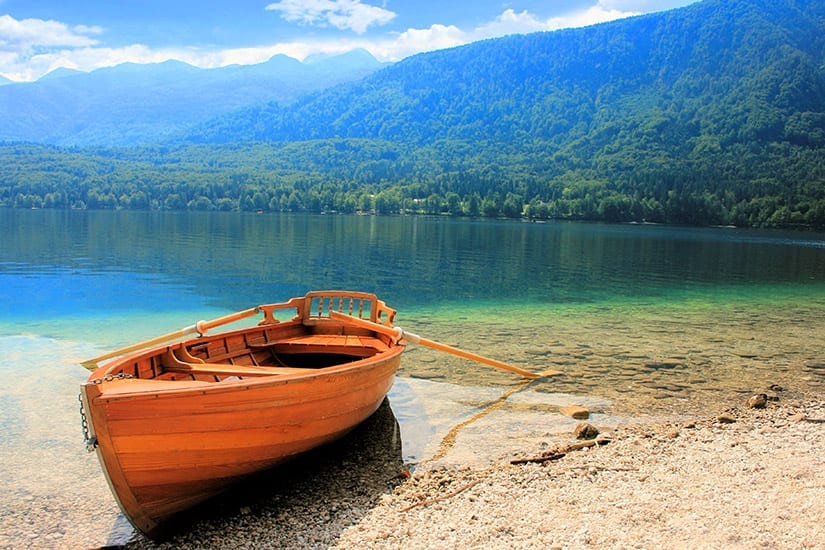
[80,292,403,538]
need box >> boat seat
[160,349,312,378]
[163,362,313,378]
[249,334,389,356]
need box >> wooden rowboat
[79,291,404,539]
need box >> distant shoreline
[5,207,825,232]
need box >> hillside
[190,0,825,146]
[0,50,386,146]
[180,0,825,226]
[1,0,824,228]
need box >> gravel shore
[123,391,824,550]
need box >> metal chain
[78,393,96,452]
[79,372,134,452]
[87,372,134,385]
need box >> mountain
[0,50,387,146]
[190,0,825,149]
[37,67,86,81]
[174,0,824,226]
[2,0,824,228]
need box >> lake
[1,209,824,547]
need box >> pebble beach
[117,389,824,550]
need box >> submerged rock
[643,359,684,369]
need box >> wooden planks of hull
[81,291,405,539]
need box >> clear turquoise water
[2,209,824,396]
[3,210,824,318]
[1,209,824,546]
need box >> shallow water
[1,210,824,547]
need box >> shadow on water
[118,399,405,548]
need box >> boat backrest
[258,291,396,327]
[302,291,396,326]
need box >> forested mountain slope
[192,0,825,149]
[177,0,825,226]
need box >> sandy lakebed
[112,386,825,550]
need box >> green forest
[2,136,823,227]
[2,0,825,228]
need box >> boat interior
[97,291,399,384]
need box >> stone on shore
[574,422,600,440]
[747,393,768,409]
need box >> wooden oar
[80,306,261,371]
[329,311,561,380]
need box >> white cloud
[0,14,101,49]
[0,15,104,80]
[472,9,550,39]
[0,3,650,82]
[265,0,396,34]
[377,24,467,60]
[378,4,641,60]
[545,4,641,31]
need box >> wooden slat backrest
[258,291,396,327]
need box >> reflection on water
[1,210,824,547]
[3,210,825,318]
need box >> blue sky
[0,0,698,82]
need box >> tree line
[2,139,823,228]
